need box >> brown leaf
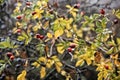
[94,51,102,64]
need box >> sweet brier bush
[0,0,120,80]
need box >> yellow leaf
[37,1,42,7]
[46,60,54,68]
[61,70,66,76]
[47,33,53,38]
[55,63,61,72]
[76,29,83,37]
[85,58,92,65]
[40,67,46,78]
[33,25,41,32]
[32,62,40,67]
[43,21,49,29]
[65,30,72,38]
[38,57,46,62]
[117,38,120,44]
[66,5,71,9]
[17,2,22,7]
[17,36,25,41]
[71,11,77,18]
[56,61,63,67]
[17,70,26,80]
[98,72,103,80]
[54,28,64,39]
[57,44,65,54]
[75,59,84,67]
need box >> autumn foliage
[0,0,120,80]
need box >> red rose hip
[16,29,21,33]
[16,16,22,20]
[36,34,44,39]
[104,65,109,70]
[67,47,72,52]
[100,9,105,15]
[7,52,13,57]
[10,55,15,60]
[26,2,31,6]
[69,44,76,48]
[32,12,37,15]
[74,3,80,8]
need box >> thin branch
[50,39,55,56]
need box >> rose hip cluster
[6,52,14,60]
[67,43,76,52]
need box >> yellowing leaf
[117,38,120,44]
[46,60,54,68]
[55,63,61,72]
[65,30,72,38]
[54,28,64,39]
[61,70,66,76]
[56,61,63,67]
[98,72,103,80]
[38,57,46,62]
[66,5,71,9]
[47,33,53,38]
[57,44,65,54]
[43,21,49,29]
[32,62,40,67]
[76,29,83,37]
[85,58,92,65]
[75,59,84,67]
[37,1,42,7]
[40,67,46,78]
[17,70,26,80]
[71,11,77,18]
[17,36,25,41]
[33,8,44,19]
[17,2,22,7]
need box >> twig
[62,61,87,74]
[43,68,56,80]
[50,39,55,56]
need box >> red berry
[16,29,21,33]
[32,12,37,15]
[39,35,44,39]
[36,34,44,39]
[7,52,13,57]
[36,34,41,38]
[113,19,118,24]
[16,16,22,20]
[74,3,80,8]
[26,2,31,6]
[69,44,76,48]
[100,9,105,15]
[67,47,72,52]
[104,65,109,70]
[10,55,15,60]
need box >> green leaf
[17,36,25,41]
[96,21,101,27]
[0,43,5,48]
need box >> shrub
[0,0,120,80]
